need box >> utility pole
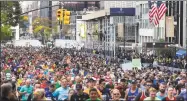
[59,2,63,39]
[0,1,1,42]
[124,17,126,53]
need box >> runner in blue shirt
[52,78,70,100]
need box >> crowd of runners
[0,46,187,101]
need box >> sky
[20,1,33,10]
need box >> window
[140,4,142,18]
[146,19,149,28]
[154,28,156,38]
[142,19,144,28]
[140,19,142,28]
[145,3,149,14]
[142,4,144,14]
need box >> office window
[154,28,157,38]
[159,27,162,38]
[145,3,149,14]
[148,20,150,29]
[145,20,147,28]
[118,17,121,22]
[146,19,149,28]
[143,19,145,28]
[139,20,142,28]
[143,4,145,14]
[119,17,121,23]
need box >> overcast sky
[20,1,33,9]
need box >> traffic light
[56,9,63,22]
[63,10,71,25]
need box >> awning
[176,50,186,56]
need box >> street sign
[110,8,135,16]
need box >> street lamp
[153,42,155,56]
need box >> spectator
[1,46,186,101]
[86,88,101,101]
[52,78,70,100]
[33,88,48,101]
[111,89,122,101]
[117,79,127,98]
[162,86,176,101]
[66,89,75,101]
[144,87,161,101]
[135,79,152,101]
[83,78,102,99]
[98,79,111,101]
[19,79,33,101]
[175,77,186,95]
[0,83,18,101]
[70,84,89,101]
[125,80,140,101]
[72,76,82,90]
[156,82,167,100]
[178,83,187,101]
[176,95,185,101]
[44,83,54,99]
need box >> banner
[118,23,124,38]
[110,8,135,16]
[166,16,174,37]
[132,58,141,69]
[77,21,86,38]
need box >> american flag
[154,7,159,25]
[157,1,167,20]
[148,1,159,26]
[148,1,153,23]
[148,1,167,26]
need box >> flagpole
[165,13,167,43]
[158,21,159,41]
[164,1,167,42]
[157,1,159,42]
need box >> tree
[19,16,27,28]
[0,1,23,40]
[32,17,57,43]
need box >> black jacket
[70,92,89,101]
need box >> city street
[0,1,187,101]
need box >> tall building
[40,1,49,18]
[136,1,187,50]
[99,1,137,47]
[75,1,137,57]
[63,1,100,11]
[39,1,52,34]
[165,1,186,48]
[136,1,156,44]
[100,1,136,9]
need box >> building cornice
[81,9,110,20]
